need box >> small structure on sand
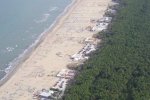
[71,43,96,61]
[33,69,76,100]
[92,23,109,32]
[38,90,54,100]
[71,53,89,61]
[105,9,117,16]
[84,38,97,44]
[56,69,76,79]
[97,17,112,23]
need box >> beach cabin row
[56,69,76,79]
[71,43,96,61]
[33,69,76,100]
[87,2,119,32]
[91,14,113,32]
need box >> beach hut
[39,90,54,100]
[92,23,109,32]
[56,69,76,79]
[71,53,86,61]
[105,9,117,16]
[97,17,112,23]
[84,38,96,44]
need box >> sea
[0,0,72,80]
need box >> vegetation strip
[64,0,150,99]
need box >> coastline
[0,0,112,99]
[0,0,76,86]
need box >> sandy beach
[0,0,112,99]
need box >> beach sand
[0,0,112,99]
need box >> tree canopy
[64,0,150,99]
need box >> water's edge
[0,0,76,86]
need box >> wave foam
[49,7,59,12]
[0,0,75,85]
[34,13,50,23]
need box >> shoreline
[0,0,112,99]
[0,0,76,86]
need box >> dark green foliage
[64,0,150,99]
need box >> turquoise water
[0,0,72,79]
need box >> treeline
[63,0,150,99]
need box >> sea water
[0,0,72,80]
